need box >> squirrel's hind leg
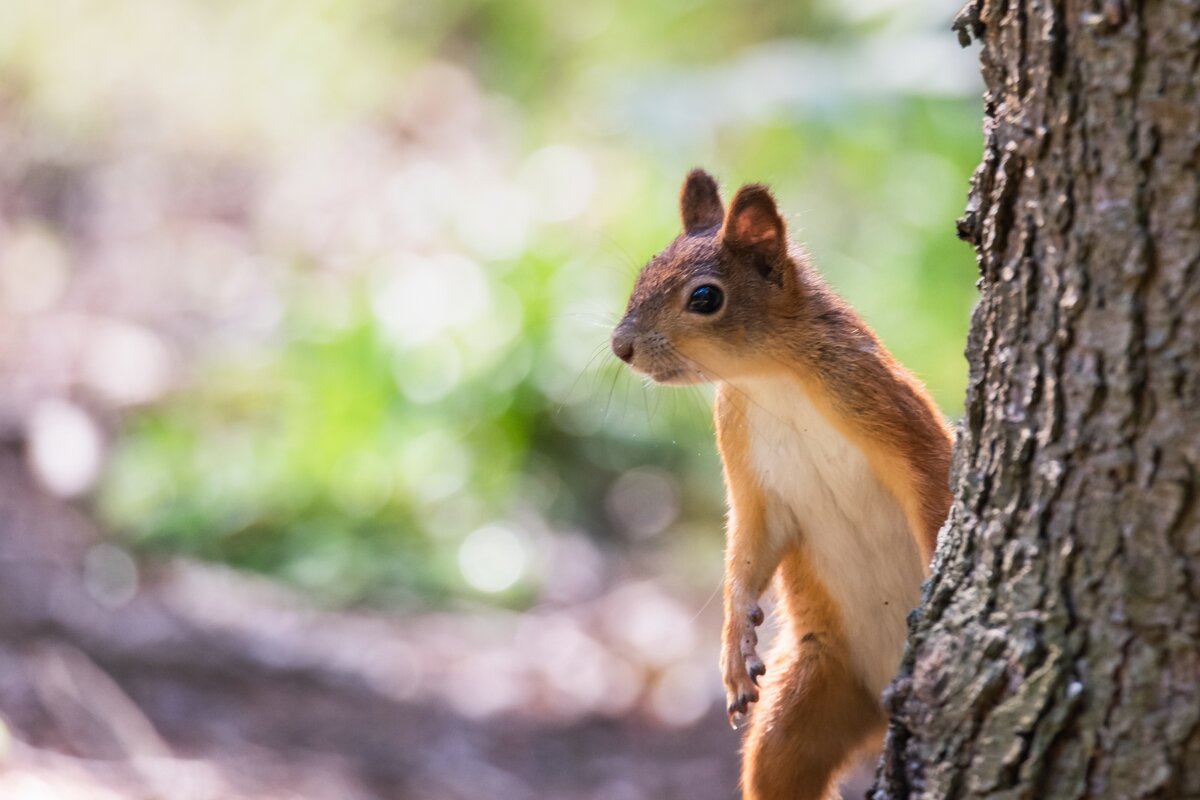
[739,632,884,800]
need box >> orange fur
[612,170,953,799]
[793,369,950,566]
[743,617,884,800]
[718,365,940,799]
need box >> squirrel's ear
[680,169,724,234]
[722,185,785,255]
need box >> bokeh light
[459,525,529,594]
[26,400,103,498]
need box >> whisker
[658,341,807,441]
[689,577,724,624]
[684,384,714,427]
[549,311,624,331]
[603,362,624,419]
[649,378,664,422]
[624,369,643,422]
[557,310,621,324]
[559,342,617,409]
[572,319,623,331]
[591,230,646,281]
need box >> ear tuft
[722,185,785,252]
[680,169,725,234]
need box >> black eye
[687,284,724,315]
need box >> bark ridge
[875,1,1200,797]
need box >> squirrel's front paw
[721,602,766,729]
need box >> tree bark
[874,1,1200,798]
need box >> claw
[727,689,756,729]
[729,688,757,712]
[723,604,766,732]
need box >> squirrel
[611,170,953,800]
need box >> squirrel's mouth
[647,366,704,386]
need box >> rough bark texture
[874,1,1200,798]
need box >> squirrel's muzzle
[611,324,635,363]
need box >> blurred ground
[0,449,743,799]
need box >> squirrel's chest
[738,378,885,529]
[733,376,923,696]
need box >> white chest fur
[736,376,924,698]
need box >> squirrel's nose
[612,330,635,363]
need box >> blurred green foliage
[3,0,980,607]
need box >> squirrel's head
[612,169,799,384]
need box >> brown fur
[612,170,952,799]
[743,580,884,800]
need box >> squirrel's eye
[687,284,724,315]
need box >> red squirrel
[611,170,952,800]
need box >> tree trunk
[873,1,1200,798]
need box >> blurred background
[0,0,979,797]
